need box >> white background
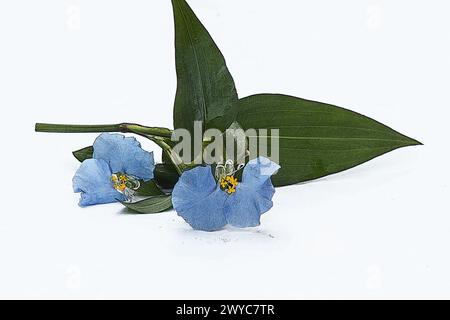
[0,0,448,299]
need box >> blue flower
[73,159,128,206]
[172,157,280,231]
[73,133,155,207]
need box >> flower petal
[224,157,280,228]
[73,159,126,207]
[172,166,227,231]
[241,156,280,186]
[93,133,154,181]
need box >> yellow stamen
[220,179,228,188]
[113,177,127,192]
[227,187,236,194]
[229,176,238,187]
[221,175,238,194]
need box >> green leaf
[238,94,422,187]
[120,195,173,214]
[136,180,164,196]
[73,146,93,162]
[171,0,238,135]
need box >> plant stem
[141,135,184,175]
[35,122,184,174]
[35,123,173,138]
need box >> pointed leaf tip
[172,0,238,136]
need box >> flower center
[220,175,238,194]
[111,173,140,199]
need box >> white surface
[0,0,448,299]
